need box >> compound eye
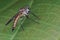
[28,10,30,12]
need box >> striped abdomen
[12,13,23,31]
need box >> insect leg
[20,17,25,30]
[26,15,40,24]
[20,25,24,31]
[30,11,40,19]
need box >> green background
[0,0,60,40]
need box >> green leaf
[0,0,60,40]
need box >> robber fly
[5,6,40,31]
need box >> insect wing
[5,11,20,25]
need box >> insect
[5,6,40,31]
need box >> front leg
[30,11,40,20]
[26,15,40,24]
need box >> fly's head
[18,6,30,17]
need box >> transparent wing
[5,12,20,25]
